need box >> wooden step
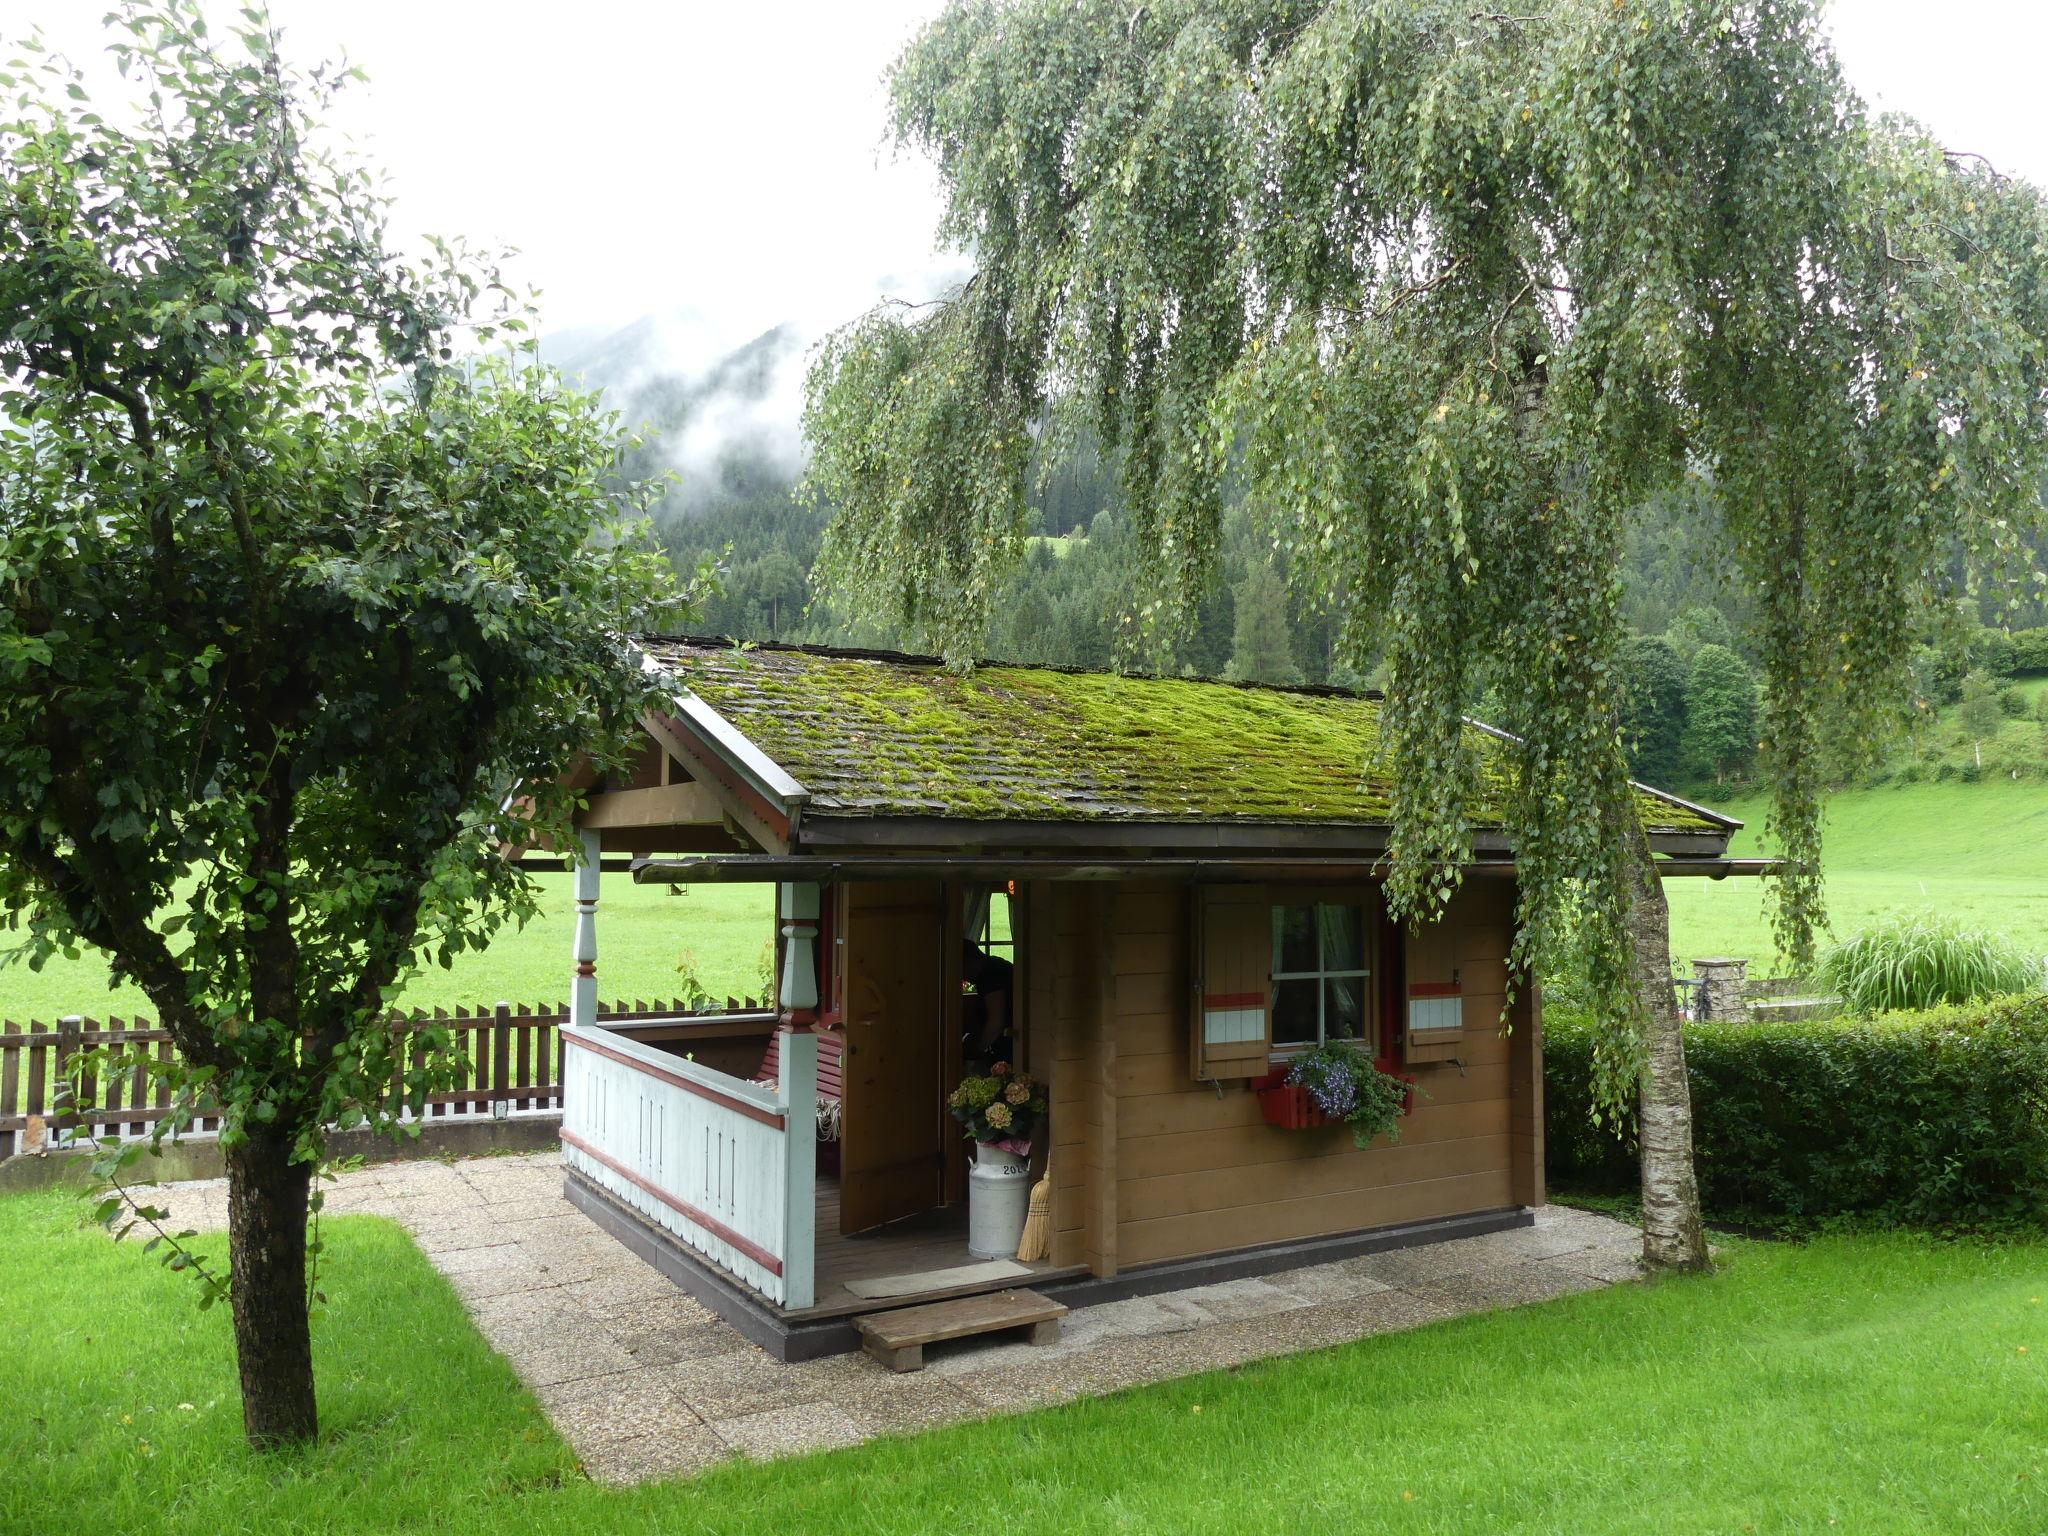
[855,1287,1068,1373]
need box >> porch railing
[559,1016,816,1309]
[0,996,766,1161]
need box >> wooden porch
[794,1175,1078,1321]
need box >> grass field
[1666,780,2048,973]
[3,1187,2043,1534]
[0,876,775,1024]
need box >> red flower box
[1253,1067,1418,1130]
[1252,1070,1336,1130]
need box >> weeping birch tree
[802,0,2048,1268]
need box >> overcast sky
[28,0,2048,352]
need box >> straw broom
[1016,1156,1052,1262]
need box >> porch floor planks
[792,1176,1073,1320]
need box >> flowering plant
[1285,1041,1412,1148]
[947,1060,1046,1152]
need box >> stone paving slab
[137,1151,1644,1485]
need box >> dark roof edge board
[632,854,1793,885]
[792,814,1732,859]
[671,691,809,805]
[635,643,810,813]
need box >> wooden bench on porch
[754,1028,845,1173]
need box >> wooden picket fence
[0,995,768,1160]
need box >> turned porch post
[775,880,821,1309]
[570,828,602,1032]
[777,881,821,1026]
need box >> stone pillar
[570,828,601,1032]
[1692,958,1748,1023]
[777,881,821,1027]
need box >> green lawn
[4,1187,2044,1533]
[0,875,775,1024]
[1668,779,2048,973]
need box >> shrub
[2010,627,2048,674]
[1815,911,2040,1014]
[1545,994,2048,1228]
[1969,627,2019,678]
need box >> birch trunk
[1627,831,1710,1271]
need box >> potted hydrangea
[947,1062,1047,1258]
[1256,1041,1415,1148]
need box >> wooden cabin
[555,639,1748,1359]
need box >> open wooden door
[838,881,945,1235]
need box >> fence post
[778,1027,818,1310]
[52,1016,84,1143]
[1692,959,1749,1023]
[491,1002,512,1121]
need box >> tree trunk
[1627,834,1711,1272]
[224,1125,318,1447]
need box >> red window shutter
[1191,884,1271,1080]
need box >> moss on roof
[641,639,1725,834]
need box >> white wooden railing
[559,1018,816,1308]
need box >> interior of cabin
[613,875,1071,1319]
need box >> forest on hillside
[564,319,2048,800]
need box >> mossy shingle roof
[641,638,1727,835]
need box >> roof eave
[790,812,1732,860]
[632,851,1783,884]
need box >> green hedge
[1545,993,2048,1228]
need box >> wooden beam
[577,781,726,830]
[1508,978,1544,1209]
[641,709,792,853]
[1081,885,1117,1279]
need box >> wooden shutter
[1191,884,1271,1080]
[1403,914,1465,1064]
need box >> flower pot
[1251,1067,1419,1130]
[967,1143,1032,1259]
[1254,1075,1336,1130]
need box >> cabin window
[1270,902,1371,1050]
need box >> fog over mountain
[542,312,809,521]
[544,250,970,523]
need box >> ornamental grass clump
[1816,912,2042,1015]
[1285,1042,1412,1149]
[947,1062,1046,1151]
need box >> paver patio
[143,1150,1643,1484]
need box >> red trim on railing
[1203,991,1267,1009]
[564,1031,785,1129]
[559,1128,784,1277]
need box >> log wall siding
[1045,877,1535,1275]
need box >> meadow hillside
[0,878,776,1025]
[1666,779,2048,975]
